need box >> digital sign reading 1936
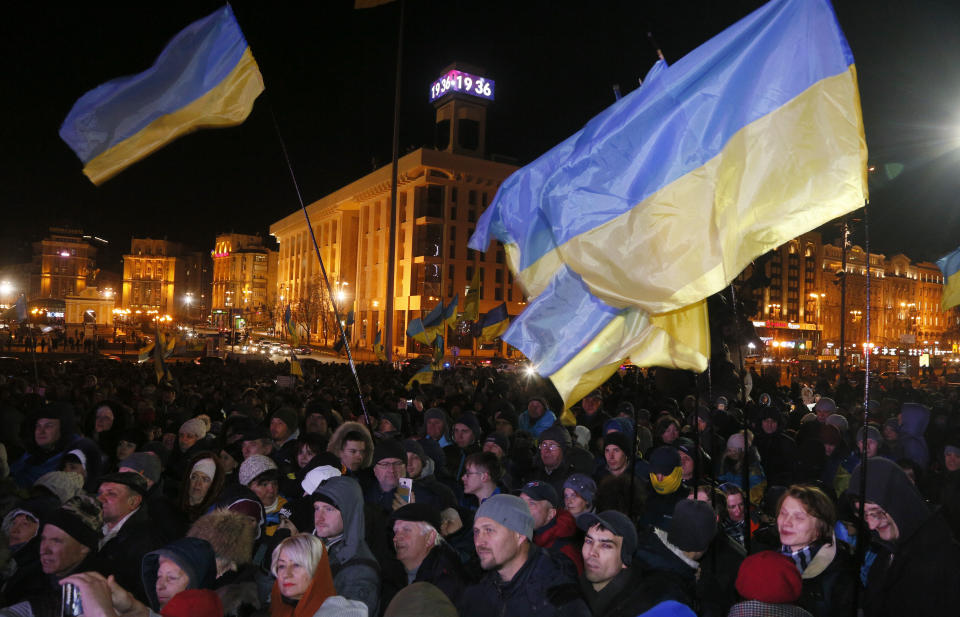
[429,70,495,103]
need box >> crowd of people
[0,353,957,617]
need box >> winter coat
[457,544,589,617]
[793,538,856,617]
[518,410,558,438]
[314,475,380,616]
[755,430,798,487]
[578,566,664,617]
[633,527,699,612]
[411,541,470,605]
[534,509,583,575]
[898,403,930,468]
[90,505,164,602]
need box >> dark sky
[2,0,959,274]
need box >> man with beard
[458,494,589,617]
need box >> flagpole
[384,0,406,365]
[853,201,871,617]
[267,108,369,426]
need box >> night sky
[2,0,959,274]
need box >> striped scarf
[780,540,823,572]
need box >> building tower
[431,63,493,157]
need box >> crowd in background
[0,353,957,617]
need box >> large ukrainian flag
[59,6,265,185]
[469,0,868,407]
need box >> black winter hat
[668,499,717,553]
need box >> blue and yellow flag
[406,365,433,389]
[59,6,264,185]
[138,341,155,363]
[285,305,300,346]
[290,354,303,379]
[468,0,867,407]
[407,301,444,345]
[441,295,459,327]
[432,335,445,370]
[462,270,481,322]
[937,247,960,310]
[479,303,510,343]
[373,329,387,362]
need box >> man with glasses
[847,457,960,617]
[524,425,578,496]
[364,439,409,514]
[462,452,503,508]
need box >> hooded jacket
[848,458,960,617]
[897,403,930,468]
[314,475,380,615]
[141,537,217,611]
[326,422,374,471]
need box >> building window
[468,190,477,206]
[450,187,458,204]
[495,269,503,284]
[495,287,503,301]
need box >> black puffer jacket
[458,544,589,617]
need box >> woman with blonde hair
[270,533,336,617]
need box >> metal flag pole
[268,109,370,426]
[729,284,752,553]
[852,200,871,617]
[384,0,407,365]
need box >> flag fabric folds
[441,295,459,327]
[285,305,300,346]
[463,270,481,322]
[290,354,303,378]
[937,247,960,310]
[138,341,155,364]
[468,0,867,408]
[373,330,387,362]
[479,303,510,343]
[432,335,445,370]
[59,5,265,185]
[407,301,444,345]
[406,365,433,389]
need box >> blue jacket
[518,410,557,438]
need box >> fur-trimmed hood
[327,421,374,469]
[188,508,256,567]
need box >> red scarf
[270,550,336,617]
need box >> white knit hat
[239,454,277,487]
[180,417,207,439]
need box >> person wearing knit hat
[562,473,596,516]
[40,495,102,577]
[380,412,403,435]
[34,470,85,504]
[855,425,882,459]
[813,397,837,422]
[453,413,482,448]
[728,551,811,617]
[423,408,452,447]
[10,402,80,489]
[119,452,163,487]
[519,480,584,574]
[825,413,849,435]
[602,430,634,479]
[482,432,509,458]
[270,407,300,447]
[518,397,558,439]
[717,429,767,506]
[461,493,589,617]
[402,438,428,478]
[576,509,655,617]
[179,418,207,453]
[668,499,717,557]
[493,406,518,438]
[369,439,409,515]
[239,454,287,536]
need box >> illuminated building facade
[30,227,98,300]
[746,231,954,370]
[270,68,524,356]
[122,239,205,321]
[210,233,277,327]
